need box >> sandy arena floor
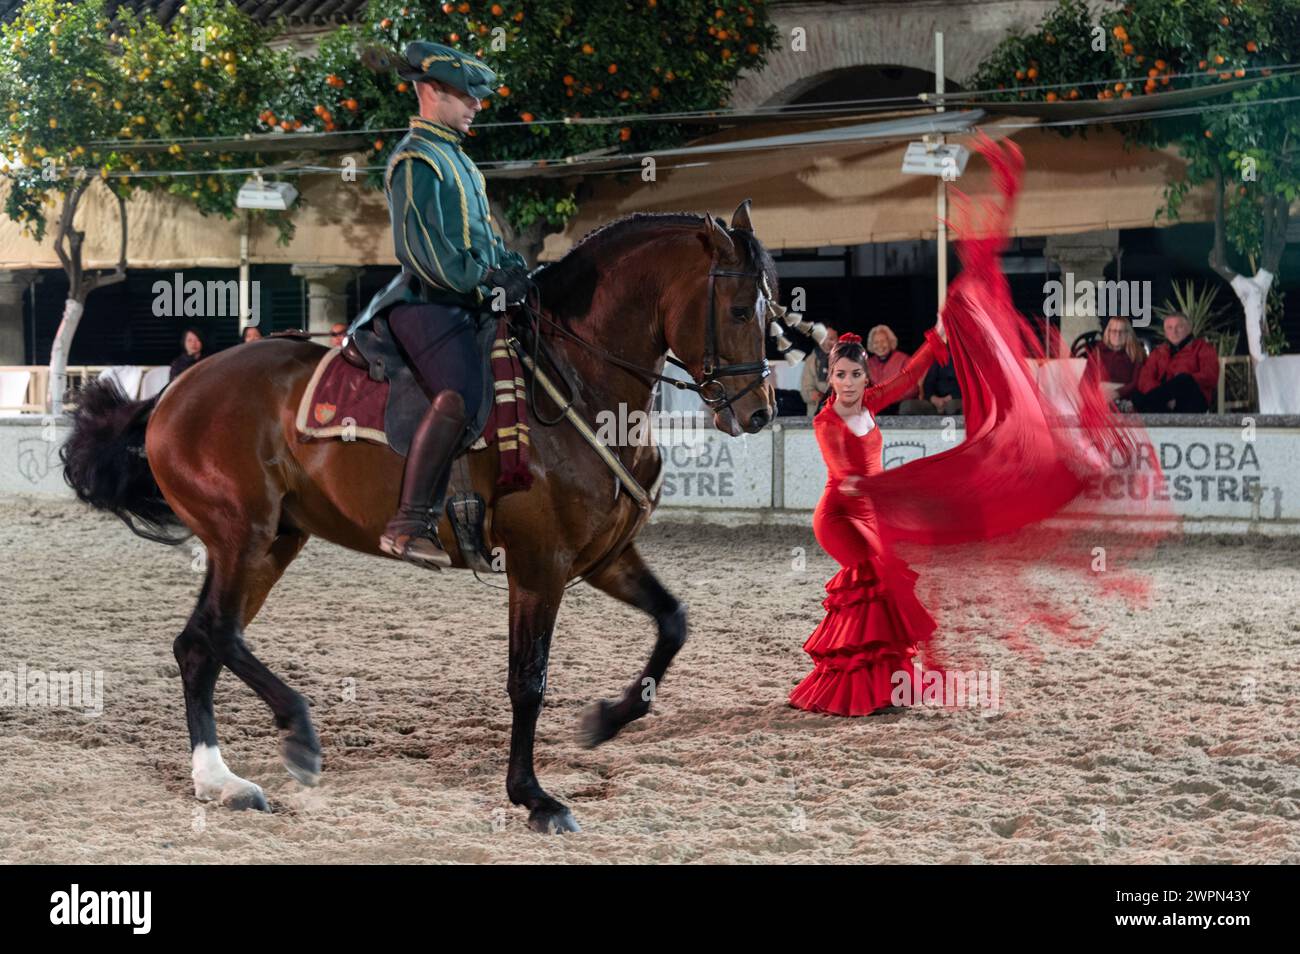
[0,497,1297,864]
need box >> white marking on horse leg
[191,744,266,808]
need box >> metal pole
[935,32,947,311]
[238,211,251,331]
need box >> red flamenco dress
[789,133,1169,717]
[789,329,949,716]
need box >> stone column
[0,270,38,365]
[291,265,361,336]
[1044,229,1119,357]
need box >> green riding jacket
[350,115,526,331]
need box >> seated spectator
[242,325,263,343]
[1128,313,1218,413]
[169,327,205,381]
[330,322,348,349]
[898,359,963,415]
[800,325,838,415]
[1084,317,1144,405]
[865,324,912,414]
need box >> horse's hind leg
[179,528,317,809]
[578,546,687,748]
[175,573,268,811]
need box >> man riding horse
[347,41,532,569]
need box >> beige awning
[540,122,1216,258]
[0,167,396,270]
[0,121,1215,272]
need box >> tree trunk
[47,175,128,415]
[47,297,85,417]
[1209,166,1290,361]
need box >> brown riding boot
[380,390,467,569]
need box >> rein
[482,248,770,590]
[515,248,771,424]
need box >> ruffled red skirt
[789,552,937,716]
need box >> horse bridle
[661,250,772,412]
[522,248,772,418]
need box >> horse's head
[664,200,778,436]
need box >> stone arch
[730,0,1067,111]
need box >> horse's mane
[534,210,779,315]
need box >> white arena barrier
[1,414,1297,533]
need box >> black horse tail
[60,380,192,545]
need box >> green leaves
[972,0,1300,274]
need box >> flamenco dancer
[790,134,1162,717]
[789,326,949,716]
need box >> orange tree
[971,0,1299,354]
[282,0,779,262]
[0,0,299,411]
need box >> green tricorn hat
[398,41,497,99]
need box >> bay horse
[61,202,777,834]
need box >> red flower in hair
[838,332,861,344]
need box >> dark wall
[21,264,400,365]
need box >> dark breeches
[387,301,487,424]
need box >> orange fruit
[619,127,631,141]
[1045,91,1057,102]
[498,85,510,96]
[608,63,618,74]
[520,111,534,122]
[1246,40,1258,53]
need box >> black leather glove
[484,266,532,306]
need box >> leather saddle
[339,311,498,459]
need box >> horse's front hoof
[578,699,620,749]
[528,804,581,835]
[281,731,322,787]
